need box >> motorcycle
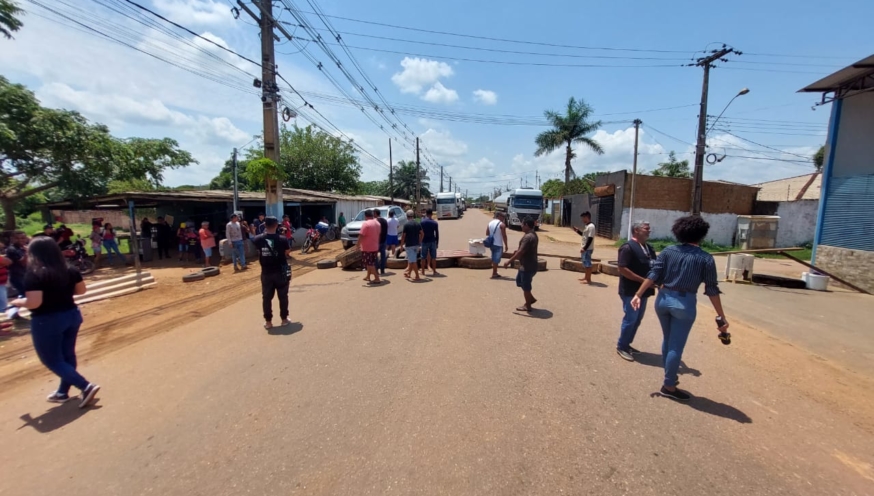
[301,227,321,254]
[64,237,96,275]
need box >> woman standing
[10,238,100,407]
[631,216,729,402]
[101,223,123,264]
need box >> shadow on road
[581,282,609,288]
[650,393,752,423]
[268,322,303,336]
[361,280,391,288]
[514,308,554,320]
[18,401,103,433]
[634,352,702,377]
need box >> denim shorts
[405,246,419,263]
[516,269,535,291]
[421,241,437,260]
[581,249,594,268]
[490,245,503,264]
[203,247,213,257]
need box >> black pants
[261,271,289,321]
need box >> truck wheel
[317,259,338,269]
[458,256,492,269]
[434,257,455,269]
[386,258,408,270]
[201,266,221,277]
[183,272,205,283]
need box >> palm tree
[388,160,431,201]
[535,97,603,185]
[1,0,24,40]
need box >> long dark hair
[27,237,70,286]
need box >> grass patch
[614,237,812,261]
[16,214,132,256]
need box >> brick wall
[52,210,131,228]
[815,245,874,293]
[622,174,758,215]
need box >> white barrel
[805,273,830,291]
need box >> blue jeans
[231,240,246,268]
[378,242,387,273]
[489,245,503,264]
[30,308,89,394]
[404,246,419,263]
[516,269,535,291]
[103,239,123,263]
[655,290,697,388]
[582,249,594,268]
[421,241,437,261]
[617,295,648,351]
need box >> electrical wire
[642,124,694,147]
[711,131,820,159]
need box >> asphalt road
[1,209,872,495]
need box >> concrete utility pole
[389,138,394,204]
[690,46,740,216]
[416,137,421,209]
[448,176,452,193]
[440,166,444,193]
[627,119,642,240]
[232,147,239,213]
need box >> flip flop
[515,306,532,313]
[264,322,274,330]
[368,280,382,285]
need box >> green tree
[813,145,825,171]
[0,76,196,229]
[357,180,389,196]
[534,97,603,182]
[388,160,430,201]
[209,157,252,191]
[1,0,23,40]
[540,178,565,199]
[278,125,361,193]
[651,151,691,178]
[244,157,285,187]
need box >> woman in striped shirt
[631,215,730,402]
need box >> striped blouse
[646,244,721,297]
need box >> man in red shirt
[357,209,382,285]
[199,221,216,267]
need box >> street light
[706,88,750,136]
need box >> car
[341,205,409,250]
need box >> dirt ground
[0,240,345,393]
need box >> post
[232,147,239,213]
[416,137,421,209]
[440,166,444,193]
[256,0,283,219]
[627,119,641,240]
[389,138,394,204]
[127,200,142,276]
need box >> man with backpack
[252,217,292,330]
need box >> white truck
[497,188,544,229]
[435,192,459,219]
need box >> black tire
[325,229,336,241]
[202,266,220,277]
[317,259,337,269]
[73,259,96,275]
[302,238,312,254]
[183,272,205,283]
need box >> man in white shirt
[386,209,400,255]
[486,212,508,279]
[226,214,246,271]
[572,211,596,284]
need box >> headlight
[341,227,348,236]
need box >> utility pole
[690,45,740,215]
[440,166,444,193]
[448,176,452,193]
[416,137,421,209]
[232,147,239,213]
[389,138,394,204]
[627,119,642,240]
[241,0,283,218]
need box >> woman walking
[631,216,729,402]
[101,223,123,264]
[10,238,100,407]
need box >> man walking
[373,209,389,276]
[252,217,292,330]
[399,210,423,281]
[504,218,539,312]
[226,214,246,271]
[616,221,657,361]
[487,212,508,279]
[573,211,596,284]
[420,209,440,276]
[357,209,382,284]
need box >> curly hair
[671,215,710,244]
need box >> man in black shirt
[7,231,28,297]
[252,217,292,330]
[373,209,388,276]
[504,218,539,312]
[155,217,172,260]
[399,210,423,280]
[615,221,656,361]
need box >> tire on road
[458,256,493,269]
[201,266,220,277]
[336,246,362,268]
[182,272,205,283]
[316,259,338,269]
[560,258,602,274]
[600,260,620,277]
[513,258,547,271]
[386,258,408,270]
[434,257,455,269]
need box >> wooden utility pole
[690,46,739,215]
[389,138,394,204]
[416,137,421,209]
[627,119,642,240]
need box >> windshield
[513,197,542,209]
[353,208,388,221]
[437,198,455,204]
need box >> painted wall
[774,200,817,247]
[833,91,874,178]
[620,207,738,245]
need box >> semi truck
[494,188,543,229]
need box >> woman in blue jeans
[10,238,101,408]
[631,216,729,402]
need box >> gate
[591,195,614,238]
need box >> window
[437,198,456,204]
[513,197,542,209]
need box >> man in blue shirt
[420,209,440,276]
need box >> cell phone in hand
[716,316,731,345]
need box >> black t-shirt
[6,245,26,283]
[376,217,388,244]
[402,222,422,247]
[617,241,657,297]
[517,232,539,273]
[252,233,290,271]
[23,267,83,316]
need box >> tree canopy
[813,145,825,171]
[387,160,430,201]
[651,151,691,178]
[0,0,23,40]
[534,97,603,182]
[0,76,196,229]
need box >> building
[800,54,874,293]
[753,173,821,248]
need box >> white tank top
[488,219,503,247]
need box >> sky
[2,0,872,197]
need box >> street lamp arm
[706,88,749,136]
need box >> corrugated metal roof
[45,189,377,209]
[799,54,874,93]
[755,173,821,201]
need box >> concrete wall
[833,91,874,178]
[774,200,817,247]
[816,245,874,293]
[620,207,738,245]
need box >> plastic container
[469,239,486,256]
[802,272,830,291]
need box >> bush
[542,213,553,224]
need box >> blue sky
[3,0,871,194]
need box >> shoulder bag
[483,221,499,248]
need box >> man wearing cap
[252,216,292,330]
[399,210,423,280]
[226,214,246,271]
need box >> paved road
[1,209,872,495]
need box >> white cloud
[391,57,454,94]
[152,0,235,27]
[422,82,459,104]
[420,128,468,158]
[472,89,498,105]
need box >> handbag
[483,221,499,248]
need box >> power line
[712,131,819,159]
[643,124,694,147]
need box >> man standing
[504,218,539,312]
[616,221,657,361]
[155,217,172,260]
[357,210,381,284]
[386,209,400,256]
[420,209,440,276]
[252,217,292,330]
[399,210,423,280]
[373,209,388,276]
[199,221,216,268]
[338,212,346,230]
[253,212,266,235]
[6,231,27,297]
[226,214,246,271]
[487,212,508,279]
[89,224,103,267]
[573,211,596,284]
